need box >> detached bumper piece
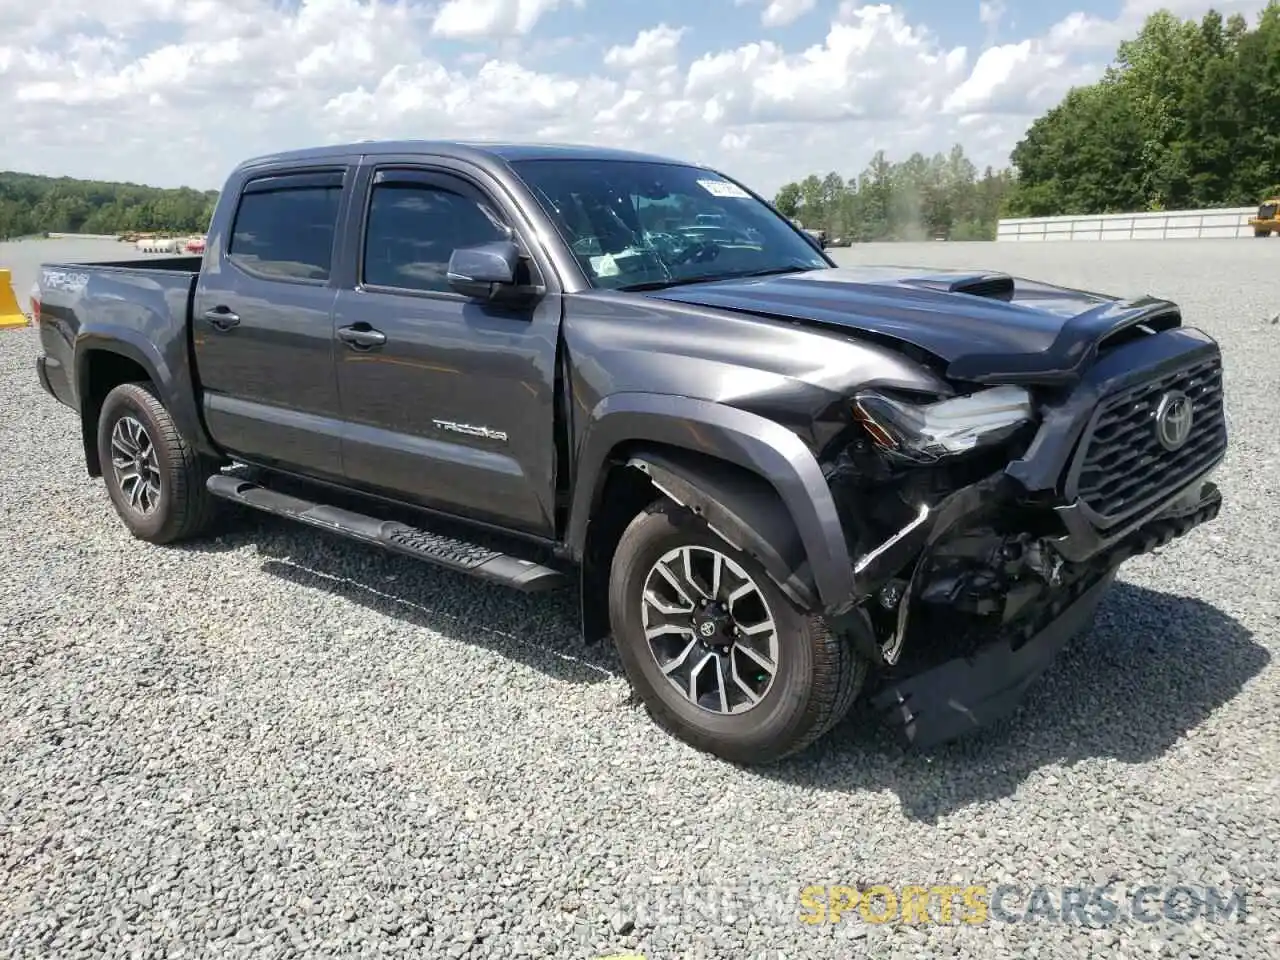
[871,571,1116,748]
[869,479,1222,748]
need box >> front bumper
[831,325,1230,746]
[868,478,1222,748]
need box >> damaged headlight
[852,385,1034,464]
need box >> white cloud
[325,59,614,137]
[686,4,967,126]
[736,0,818,28]
[942,37,1100,117]
[604,24,685,71]
[1045,11,1115,49]
[0,0,1263,198]
[430,0,584,39]
[978,0,1005,46]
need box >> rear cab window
[227,171,345,282]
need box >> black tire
[1256,229,1272,237]
[608,500,866,765]
[96,381,220,544]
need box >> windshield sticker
[696,179,751,199]
[590,253,621,277]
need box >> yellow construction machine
[1249,197,1279,236]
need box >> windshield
[508,158,831,290]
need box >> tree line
[773,147,1014,242]
[774,2,1280,239]
[0,171,217,240]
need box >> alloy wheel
[640,545,780,715]
[109,415,162,515]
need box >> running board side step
[206,475,568,593]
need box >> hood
[644,265,1182,385]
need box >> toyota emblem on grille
[1154,390,1194,450]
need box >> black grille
[1072,355,1226,524]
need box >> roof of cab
[235,139,696,172]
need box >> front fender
[567,392,858,616]
[626,449,818,611]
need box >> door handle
[336,324,387,349]
[203,307,240,330]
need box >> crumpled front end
[822,324,1228,747]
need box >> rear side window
[228,177,343,281]
[362,179,509,293]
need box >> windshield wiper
[617,274,734,292]
[617,264,819,293]
[735,265,822,279]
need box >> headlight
[852,385,1034,464]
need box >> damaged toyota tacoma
[34,141,1228,763]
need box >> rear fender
[74,330,207,475]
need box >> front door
[192,166,351,480]
[331,164,561,536]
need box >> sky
[0,0,1271,197]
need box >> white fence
[997,206,1258,242]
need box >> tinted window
[362,181,510,293]
[228,183,342,281]
[509,158,829,291]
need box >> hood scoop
[898,272,1016,301]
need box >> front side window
[228,182,342,281]
[509,158,829,290]
[362,179,510,293]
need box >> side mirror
[447,240,522,300]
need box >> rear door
[330,160,563,536]
[192,164,354,480]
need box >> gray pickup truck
[34,141,1227,764]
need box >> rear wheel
[97,382,220,544]
[1256,229,1272,237]
[608,501,866,764]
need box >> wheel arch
[570,393,858,642]
[75,341,164,478]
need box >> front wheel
[96,381,221,544]
[1256,229,1272,237]
[608,501,866,765]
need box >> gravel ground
[2,238,1278,959]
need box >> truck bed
[36,257,202,412]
